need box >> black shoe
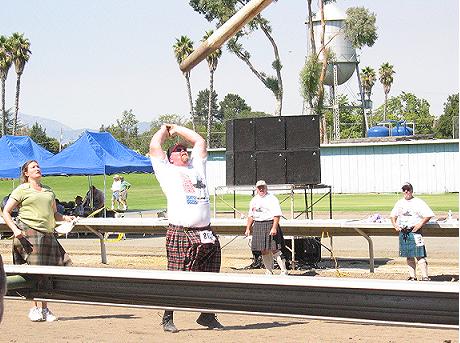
[196,313,223,330]
[407,277,417,281]
[421,277,431,281]
[162,318,178,333]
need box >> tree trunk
[185,73,195,131]
[207,70,214,148]
[259,22,283,116]
[13,74,22,135]
[1,78,6,136]
[383,92,388,121]
[317,0,328,144]
[307,0,316,55]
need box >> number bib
[199,230,216,244]
[413,233,425,247]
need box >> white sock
[262,253,273,274]
[417,257,429,278]
[273,251,287,273]
[407,258,417,278]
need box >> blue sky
[1,0,458,129]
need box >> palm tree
[173,36,195,130]
[361,66,376,125]
[378,62,395,121]
[202,30,222,148]
[0,35,13,136]
[10,32,32,135]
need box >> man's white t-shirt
[390,197,434,228]
[248,193,282,222]
[151,148,210,228]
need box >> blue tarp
[0,135,54,179]
[40,131,153,176]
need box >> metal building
[207,139,459,194]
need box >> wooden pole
[179,0,274,73]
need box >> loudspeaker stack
[226,115,321,186]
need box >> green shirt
[10,183,56,233]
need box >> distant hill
[19,113,151,144]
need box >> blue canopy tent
[40,130,153,176]
[40,131,153,215]
[0,135,54,179]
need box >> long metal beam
[4,265,459,328]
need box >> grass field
[0,174,458,215]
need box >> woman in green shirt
[2,160,75,323]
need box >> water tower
[306,3,366,140]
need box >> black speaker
[254,116,285,151]
[226,118,255,152]
[255,151,286,184]
[285,115,320,149]
[226,152,256,186]
[284,237,321,266]
[286,149,321,184]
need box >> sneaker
[407,277,417,281]
[421,277,431,281]
[28,307,44,322]
[196,313,223,330]
[42,308,58,322]
[162,318,178,333]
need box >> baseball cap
[256,180,267,187]
[167,143,188,159]
[401,182,413,191]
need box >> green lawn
[0,174,458,214]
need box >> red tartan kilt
[166,225,221,272]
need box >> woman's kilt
[166,224,221,272]
[399,230,427,258]
[251,220,284,252]
[13,221,72,266]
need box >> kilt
[399,230,427,258]
[166,224,221,272]
[251,220,284,252]
[13,221,72,266]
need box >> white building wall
[207,140,459,194]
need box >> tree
[203,30,222,147]
[360,66,376,125]
[29,122,60,153]
[190,0,284,116]
[378,62,395,121]
[0,35,13,136]
[173,36,195,130]
[373,92,434,135]
[434,93,459,138]
[218,93,252,121]
[345,7,378,49]
[324,94,362,140]
[102,109,140,150]
[194,89,220,127]
[10,32,32,135]
[299,54,321,112]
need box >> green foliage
[434,93,459,138]
[378,62,395,95]
[218,93,252,121]
[194,89,221,126]
[324,95,362,139]
[101,109,141,151]
[345,7,378,49]
[373,92,435,134]
[29,122,60,153]
[299,54,321,107]
[360,66,376,100]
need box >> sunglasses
[172,147,187,153]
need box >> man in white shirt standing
[245,180,288,275]
[390,182,434,281]
[149,124,223,333]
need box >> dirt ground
[1,212,458,342]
